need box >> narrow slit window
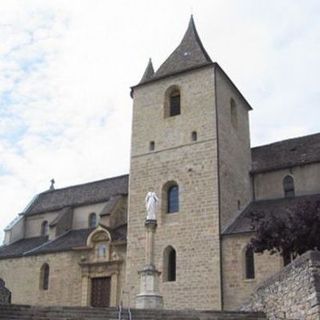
[167,185,179,213]
[40,263,50,290]
[230,98,237,128]
[89,213,97,228]
[245,247,255,279]
[164,86,181,118]
[149,141,155,151]
[191,131,197,141]
[168,249,176,281]
[164,246,176,282]
[170,92,181,116]
[41,221,49,236]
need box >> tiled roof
[24,174,129,216]
[251,133,320,173]
[223,193,320,235]
[0,236,47,259]
[138,16,212,86]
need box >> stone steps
[0,304,266,320]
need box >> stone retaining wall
[241,250,320,320]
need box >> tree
[249,200,320,260]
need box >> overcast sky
[0,0,319,242]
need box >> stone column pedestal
[136,264,163,309]
[135,219,163,309]
[145,219,156,264]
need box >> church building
[1,16,320,311]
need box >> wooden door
[91,277,111,307]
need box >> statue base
[135,264,163,309]
[145,219,157,229]
[136,293,163,309]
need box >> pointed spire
[153,15,212,79]
[139,58,155,84]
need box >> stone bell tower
[125,16,252,310]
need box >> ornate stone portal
[136,194,163,309]
[79,226,123,307]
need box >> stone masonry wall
[4,217,24,245]
[215,67,252,229]
[126,66,222,310]
[241,250,320,320]
[222,233,282,310]
[0,252,83,306]
[253,162,320,201]
[25,211,60,238]
[0,248,126,307]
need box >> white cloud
[0,0,320,241]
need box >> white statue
[145,192,159,220]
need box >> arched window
[170,90,180,116]
[230,98,237,128]
[163,246,176,282]
[164,86,181,117]
[245,247,255,279]
[41,221,49,236]
[283,175,295,198]
[89,213,97,228]
[167,184,179,213]
[40,263,50,290]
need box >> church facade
[1,16,320,311]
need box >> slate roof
[0,236,48,259]
[139,58,155,84]
[49,207,72,227]
[223,193,320,235]
[251,133,320,173]
[100,195,122,216]
[137,15,213,86]
[0,225,127,258]
[24,174,129,216]
[111,224,127,242]
[24,229,92,255]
